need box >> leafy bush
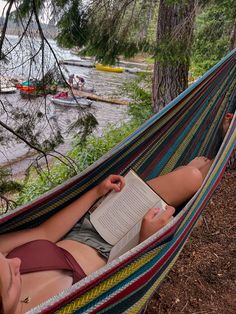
[0,169,22,213]
[191,2,234,76]
[123,72,153,124]
[17,75,153,205]
[0,169,22,194]
[17,121,138,204]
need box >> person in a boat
[75,76,85,90]
[68,74,75,87]
[0,114,233,314]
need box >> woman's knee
[184,166,204,192]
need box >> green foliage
[17,122,138,204]
[56,0,158,64]
[0,169,22,194]
[17,75,154,205]
[191,1,235,76]
[145,57,155,64]
[0,168,22,213]
[72,122,140,171]
[123,73,153,124]
[56,1,90,49]
[12,0,45,19]
[17,166,70,204]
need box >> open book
[90,169,167,261]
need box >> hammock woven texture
[1,49,236,314]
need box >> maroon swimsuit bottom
[7,239,86,284]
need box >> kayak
[19,86,36,92]
[49,94,92,108]
[95,64,124,73]
[16,81,35,89]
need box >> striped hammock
[1,49,236,314]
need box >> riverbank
[0,66,133,175]
[146,170,235,314]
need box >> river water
[0,36,136,175]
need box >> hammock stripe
[1,49,235,313]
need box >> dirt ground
[145,170,236,314]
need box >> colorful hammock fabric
[1,49,236,313]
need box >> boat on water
[0,86,17,94]
[49,92,92,108]
[17,80,58,98]
[0,80,17,94]
[60,59,94,68]
[20,89,48,98]
[72,84,94,93]
[16,80,35,89]
[95,64,124,73]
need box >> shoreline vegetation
[16,120,140,205]
[3,69,152,206]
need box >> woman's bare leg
[147,114,234,207]
[147,157,213,207]
[187,157,214,178]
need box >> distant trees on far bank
[0,16,58,39]
[1,1,235,112]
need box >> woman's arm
[0,175,125,255]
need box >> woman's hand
[96,174,125,197]
[139,206,175,243]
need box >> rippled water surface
[0,37,137,174]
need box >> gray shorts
[63,213,112,259]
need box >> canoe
[49,95,92,108]
[95,64,124,73]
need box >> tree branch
[0,0,15,58]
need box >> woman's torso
[19,240,106,312]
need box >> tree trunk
[153,0,196,112]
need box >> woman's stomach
[56,239,107,275]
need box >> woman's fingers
[140,206,176,242]
[156,206,175,226]
[160,205,175,220]
[100,175,125,195]
[109,175,125,191]
[145,205,175,222]
[144,207,161,220]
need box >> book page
[108,221,142,262]
[90,170,167,245]
[108,198,167,261]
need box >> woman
[1,111,233,314]
[0,155,216,314]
